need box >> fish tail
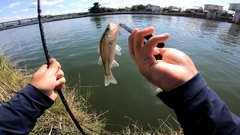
[104,74,117,86]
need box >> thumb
[158,48,170,56]
[46,58,60,75]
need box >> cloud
[98,0,143,8]
[0,17,14,22]
[13,11,17,14]
[29,0,64,8]
[29,2,37,8]
[7,2,21,8]
[70,2,83,7]
[58,4,66,8]
[42,0,64,6]
[0,15,36,23]
[20,9,29,13]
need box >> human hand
[128,27,198,92]
[30,58,66,100]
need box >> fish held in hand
[98,23,121,86]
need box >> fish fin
[98,57,103,65]
[118,30,121,36]
[111,60,119,68]
[97,44,100,54]
[104,74,117,86]
[156,87,163,92]
[115,45,122,56]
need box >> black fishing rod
[37,0,86,134]
[119,23,165,60]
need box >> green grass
[0,55,183,135]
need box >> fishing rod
[119,23,165,60]
[37,0,86,134]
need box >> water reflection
[228,24,240,38]
[90,16,105,29]
[144,15,161,21]
[132,15,144,22]
[200,20,219,35]
[218,24,240,46]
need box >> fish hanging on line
[97,22,122,86]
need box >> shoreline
[0,12,235,31]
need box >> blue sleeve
[157,73,240,135]
[0,84,54,135]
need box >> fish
[97,22,122,86]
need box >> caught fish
[97,22,121,86]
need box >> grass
[0,55,33,104]
[0,54,183,135]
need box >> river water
[0,14,240,132]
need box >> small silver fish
[97,22,121,86]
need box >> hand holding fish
[128,27,198,92]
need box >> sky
[0,0,239,23]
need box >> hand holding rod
[37,0,85,134]
[119,23,164,60]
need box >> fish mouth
[105,23,120,38]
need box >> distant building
[168,6,181,12]
[204,4,224,19]
[125,7,131,12]
[186,6,203,13]
[146,4,161,12]
[229,3,240,23]
[221,10,234,21]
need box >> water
[0,14,240,132]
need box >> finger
[134,27,154,61]
[37,63,48,72]
[56,69,64,79]
[55,77,66,89]
[142,33,169,59]
[153,47,161,55]
[128,28,139,61]
[46,58,61,75]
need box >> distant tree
[89,2,101,13]
[117,8,126,12]
[162,7,169,12]
[138,4,146,11]
[130,5,137,11]
[179,7,182,12]
[101,7,106,12]
[100,7,116,12]
[130,4,146,11]
[106,8,116,12]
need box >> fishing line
[37,0,86,134]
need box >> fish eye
[106,27,110,31]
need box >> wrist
[27,84,54,103]
[159,72,198,92]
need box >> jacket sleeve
[157,73,240,135]
[0,84,54,135]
